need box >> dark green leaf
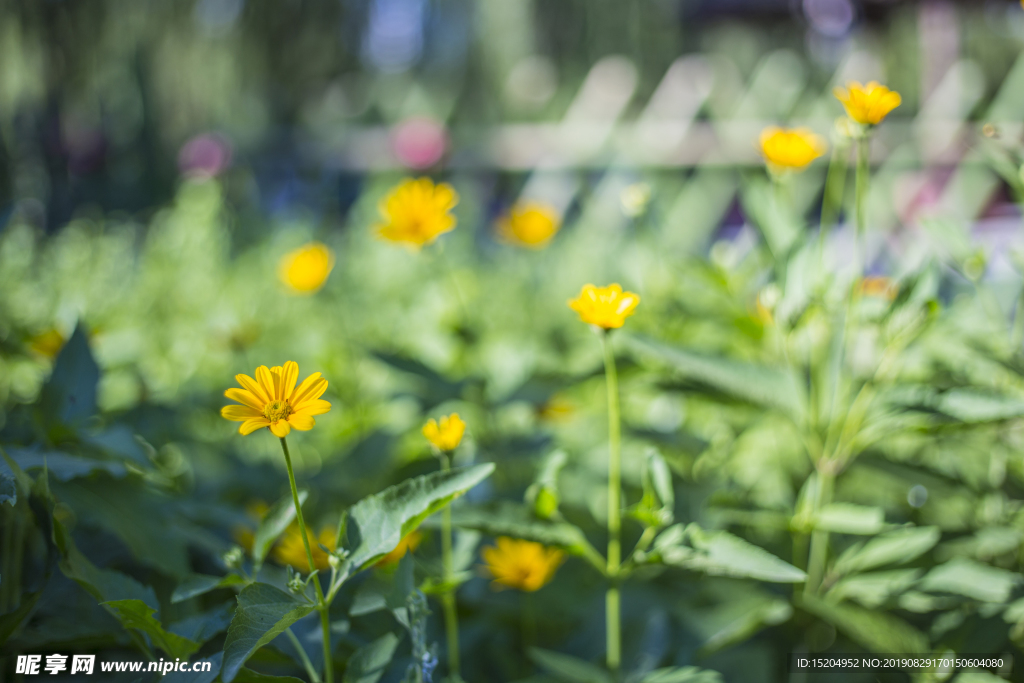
[800,594,928,654]
[529,648,613,683]
[0,470,15,506]
[172,573,248,604]
[449,501,591,554]
[39,322,99,425]
[221,582,317,683]
[346,463,495,571]
[5,448,127,481]
[253,490,309,566]
[101,599,201,659]
[234,669,306,683]
[0,591,41,642]
[162,653,221,683]
[342,632,399,683]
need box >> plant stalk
[854,135,870,276]
[818,140,850,261]
[280,437,334,683]
[601,332,622,673]
[440,453,462,680]
[804,467,835,596]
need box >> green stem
[804,468,835,596]
[521,591,538,653]
[601,332,622,674]
[440,453,461,680]
[818,141,850,261]
[286,628,322,683]
[280,437,334,683]
[854,135,870,277]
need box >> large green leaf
[800,595,928,654]
[655,525,806,583]
[812,504,885,535]
[4,448,127,481]
[342,633,399,683]
[221,583,317,683]
[826,570,922,609]
[449,501,592,554]
[252,490,309,566]
[626,334,804,419]
[529,648,613,683]
[101,599,200,659]
[171,573,248,604]
[346,463,495,571]
[918,558,1020,603]
[833,527,940,576]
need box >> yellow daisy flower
[376,177,459,247]
[375,530,424,567]
[759,127,827,171]
[274,523,337,571]
[567,283,640,330]
[279,242,335,294]
[422,413,466,452]
[833,81,901,126]
[482,537,564,592]
[857,276,898,300]
[497,201,561,249]
[221,361,331,437]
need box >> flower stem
[854,135,870,276]
[803,467,835,596]
[601,332,622,674]
[818,140,849,261]
[286,628,322,683]
[280,437,334,683]
[440,453,462,680]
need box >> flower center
[264,399,291,422]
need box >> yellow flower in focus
[376,530,424,567]
[568,283,640,330]
[482,537,564,592]
[221,361,331,437]
[759,127,827,171]
[497,202,561,249]
[376,177,459,247]
[279,242,335,294]
[29,328,65,359]
[833,81,902,126]
[422,413,466,452]
[273,523,337,571]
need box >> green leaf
[0,591,41,642]
[253,490,309,566]
[640,667,723,683]
[834,527,940,576]
[935,389,1024,422]
[529,648,613,683]
[234,669,305,683]
[39,322,98,425]
[57,529,159,609]
[221,582,317,683]
[656,525,806,583]
[342,632,399,683]
[171,573,248,604]
[826,570,922,609]
[4,448,127,481]
[918,558,1020,603]
[169,603,234,644]
[800,594,929,654]
[346,463,495,571]
[812,504,885,535]
[626,334,804,419]
[449,501,592,554]
[101,599,201,659]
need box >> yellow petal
[288,414,316,431]
[280,361,299,401]
[240,418,269,435]
[270,420,292,437]
[236,373,270,404]
[292,399,331,417]
[255,366,277,401]
[224,388,264,411]
[292,375,327,407]
[222,405,262,421]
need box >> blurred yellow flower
[857,276,898,300]
[279,242,335,294]
[538,394,575,423]
[274,523,337,571]
[759,127,827,171]
[376,177,459,247]
[833,81,902,126]
[482,537,564,592]
[29,328,65,358]
[221,361,331,437]
[423,413,466,452]
[376,530,424,567]
[497,202,561,249]
[567,283,640,330]
[232,500,270,551]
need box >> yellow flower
[376,177,459,247]
[221,361,331,437]
[481,537,564,592]
[833,81,902,126]
[567,283,640,330]
[273,523,337,571]
[375,530,424,567]
[422,413,466,452]
[279,242,335,294]
[497,202,561,249]
[857,276,898,300]
[28,328,65,358]
[232,501,270,552]
[759,127,827,171]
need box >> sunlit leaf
[800,594,928,654]
[918,558,1020,603]
[342,632,399,683]
[221,583,317,683]
[101,599,201,659]
[171,573,248,604]
[833,527,940,576]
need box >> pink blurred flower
[178,133,232,178]
[391,117,447,169]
